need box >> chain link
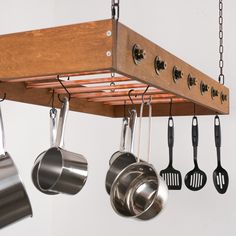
[111,0,119,21]
[218,0,224,84]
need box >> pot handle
[137,99,152,163]
[126,109,137,153]
[55,97,69,148]
[50,108,57,147]
[0,105,5,156]
[119,117,129,152]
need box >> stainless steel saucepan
[110,100,168,220]
[105,109,137,194]
[37,97,88,195]
[32,108,59,195]
[0,105,32,228]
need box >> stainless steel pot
[0,105,32,228]
[110,100,168,220]
[32,108,59,195]
[105,109,137,194]
[37,97,88,195]
[110,162,158,217]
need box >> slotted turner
[160,117,182,190]
[185,116,207,191]
[213,115,229,194]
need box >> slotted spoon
[213,115,229,194]
[185,116,207,191]
[160,117,182,190]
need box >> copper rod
[88,94,176,102]
[54,83,150,94]
[5,70,111,83]
[105,98,188,105]
[71,89,164,99]
[26,77,131,89]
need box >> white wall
[0,0,235,235]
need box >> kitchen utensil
[160,117,182,190]
[0,105,32,228]
[110,100,168,220]
[37,97,88,195]
[109,117,129,165]
[213,115,229,194]
[32,108,59,195]
[105,109,137,194]
[185,116,207,191]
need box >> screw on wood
[187,74,197,89]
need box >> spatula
[213,115,229,194]
[160,117,182,190]
[185,116,207,191]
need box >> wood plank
[54,83,150,94]
[0,82,115,117]
[5,70,111,83]
[26,77,131,89]
[114,21,229,115]
[0,20,113,80]
[114,102,219,117]
[106,98,186,105]
[88,93,176,102]
[71,88,164,99]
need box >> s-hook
[57,75,71,103]
[128,89,136,112]
[141,85,150,104]
[0,93,6,102]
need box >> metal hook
[51,89,55,109]
[123,100,126,118]
[193,103,196,117]
[57,75,71,103]
[142,85,150,103]
[128,89,136,111]
[0,93,6,102]
[169,98,173,117]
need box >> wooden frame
[0,19,229,117]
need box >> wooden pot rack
[0,19,229,117]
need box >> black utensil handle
[214,115,221,165]
[168,117,174,165]
[214,115,221,148]
[168,117,174,147]
[192,116,198,160]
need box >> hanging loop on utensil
[0,93,6,102]
[137,96,152,163]
[57,76,71,102]
[193,103,196,117]
[169,98,173,117]
[111,0,120,21]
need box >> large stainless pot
[0,105,32,228]
[110,100,168,220]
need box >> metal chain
[218,0,224,85]
[111,0,119,21]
